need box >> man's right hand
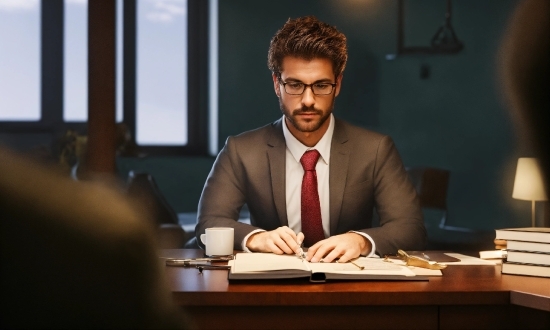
[246,226,304,255]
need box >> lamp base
[532,200,536,227]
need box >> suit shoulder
[225,119,283,147]
[232,122,274,139]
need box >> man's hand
[306,232,372,263]
[246,226,304,255]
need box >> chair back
[407,167,450,211]
[127,171,179,226]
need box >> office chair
[127,171,187,248]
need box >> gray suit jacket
[197,118,426,255]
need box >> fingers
[294,232,305,254]
[271,227,297,254]
[248,226,302,254]
[305,240,324,262]
[281,227,302,253]
[265,239,285,255]
[305,233,364,263]
[296,232,304,245]
[248,227,367,258]
[306,239,333,263]
[322,247,347,263]
[334,249,357,263]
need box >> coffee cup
[200,227,234,257]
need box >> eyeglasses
[279,80,336,95]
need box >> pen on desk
[195,264,231,270]
[166,260,206,267]
[197,265,232,274]
[163,256,233,263]
[166,260,231,267]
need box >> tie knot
[300,150,320,171]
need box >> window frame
[0,0,209,157]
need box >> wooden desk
[161,249,550,330]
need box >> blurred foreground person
[0,146,192,329]
[500,0,550,192]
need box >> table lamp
[512,157,548,227]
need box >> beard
[279,97,334,133]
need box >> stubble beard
[279,97,334,133]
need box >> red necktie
[300,150,325,247]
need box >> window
[0,0,210,156]
[136,0,187,146]
[0,0,40,121]
[63,0,88,122]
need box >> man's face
[273,57,342,135]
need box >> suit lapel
[267,118,288,227]
[329,119,350,235]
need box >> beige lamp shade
[512,158,548,201]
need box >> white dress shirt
[243,114,375,256]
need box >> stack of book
[495,227,550,277]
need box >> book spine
[505,240,550,253]
[501,262,550,278]
[495,229,550,243]
[506,250,550,266]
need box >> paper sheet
[442,253,498,265]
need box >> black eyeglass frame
[277,78,337,96]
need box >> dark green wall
[119,0,540,232]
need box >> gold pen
[350,258,365,270]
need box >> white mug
[200,227,234,257]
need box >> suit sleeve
[360,136,427,255]
[196,136,264,250]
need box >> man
[196,16,426,263]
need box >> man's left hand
[306,232,372,263]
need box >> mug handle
[200,234,206,245]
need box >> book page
[232,253,416,277]
[309,257,416,276]
[232,253,308,273]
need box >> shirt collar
[282,113,334,165]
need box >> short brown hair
[267,16,348,77]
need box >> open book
[228,253,424,282]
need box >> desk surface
[161,249,550,330]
